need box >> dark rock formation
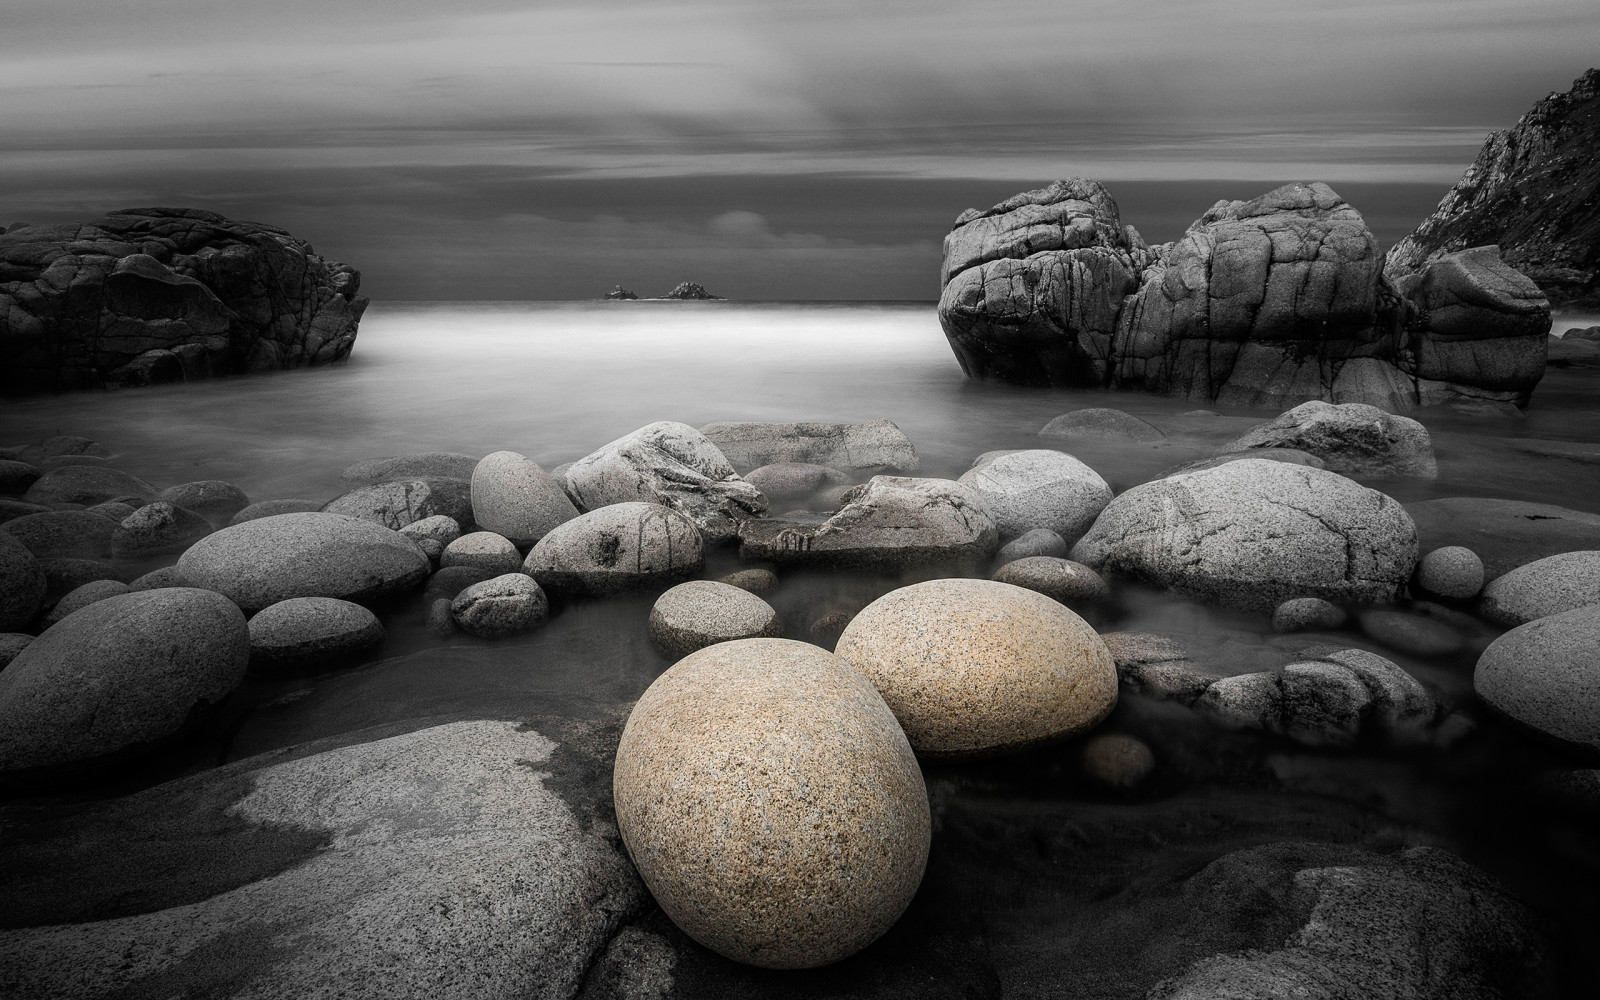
[1,208,367,393]
[1388,68,1600,308]
[939,179,1550,409]
[659,281,725,300]
[601,285,638,300]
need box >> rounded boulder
[247,597,384,673]
[648,580,782,660]
[469,450,578,547]
[155,481,251,527]
[440,531,523,575]
[1416,545,1485,600]
[991,556,1108,605]
[450,573,549,638]
[613,638,930,968]
[1478,550,1600,627]
[958,449,1111,543]
[525,502,703,596]
[1476,604,1600,752]
[0,531,46,631]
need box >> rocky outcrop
[601,285,639,300]
[939,179,1550,410]
[1,208,367,393]
[658,282,723,300]
[1387,68,1600,308]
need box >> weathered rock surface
[990,556,1108,605]
[0,510,115,560]
[525,502,704,596]
[659,281,723,300]
[229,498,324,525]
[1416,545,1486,600]
[247,596,384,673]
[110,501,212,557]
[939,179,1550,409]
[1478,550,1600,627]
[154,481,250,527]
[1072,460,1417,611]
[738,476,997,571]
[40,580,131,628]
[440,531,524,575]
[22,465,155,506]
[0,633,32,669]
[0,532,46,631]
[1221,401,1437,477]
[742,462,850,499]
[1476,603,1600,752]
[0,208,367,393]
[995,527,1068,565]
[957,449,1111,542]
[176,512,430,612]
[613,638,928,968]
[1406,497,1600,580]
[320,477,474,532]
[0,460,41,495]
[449,573,549,639]
[340,452,479,484]
[699,419,919,472]
[1038,408,1165,442]
[1387,68,1600,308]
[470,451,577,547]
[564,422,766,545]
[646,580,782,660]
[1272,597,1348,633]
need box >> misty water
[8,301,1600,992]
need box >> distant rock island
[600,281,725,301]
[0,208,366,393]
[602,285,638,300]
[1388,68,1600,308]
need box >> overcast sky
[4,1,1596,299]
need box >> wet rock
[340,452,479,484]
[127,566,191,591]
[808,612,853,641]
[0,588,248,781]
[0,460,41,495]
[1406,497,1600,580]
[229,498,325,525]
[153,481,248,527]
[1196,647,1433,746]
[40,580,131,628]
[738,476,997,572]
[995,527,1068,565]
[660,281,723,300]
[0,510,115,559]
[1271,597,1348,633]
[1358,608,1468,658]
[38,559,126,602]
[525,502,704,596]
[613,638,928,968]
[425,597,456,637]
[1072,460,1417,611]
[449,573,549,639]
[957,449,1111,543]
[1038,408,1165,442]
[423,564,496,605]
[109,501,212,558]
[0,633,32,670]
[21,466,156,506]
[991,556,1108,605]
[1416,545,1485,599]
[1221,400,1437,477]
[319,477,474,532]
[564,422,766,545]
[742,462,850,498]
[1478,550,1600,627]
[699,418,919,473]
[396,514,461,562]
[647,580,782,660]
[469,450,578,547]
[440,530,523,575]
[835,578,1117,758]
[1475,604,1600,752]
[717,567,777,595]
[176,512,430,612]
[247,597,384,673]
[1100,632,1214,703]
[1080,733,1155,790]
[0,532,46,631]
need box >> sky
[3,0,1597,300]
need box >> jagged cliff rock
[659,282,724,300]
[939,179,1550,409]
[0,208,367,393]
[1387,69,1600,308]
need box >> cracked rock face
[1,207,367,393]
[525,502,705,596]
[939,179,1549,409]
[1070,459,1417,611]
[1222,400,1438,478]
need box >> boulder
[1100,631,1216,704]
[957,449,1111,542]
[439,531,523,575]
[1220,400,1437,477]
[22,466,155,506]
[1478,550,1600,627]
[423,564,497,605]
[469,450,578,546]
[0,510,115,559]
[1358,608,1468,658]
[1416,545,1485,600]
[613,638,929,968]
[176,512,430,612]
[247,597,383,673]
[1405,498,1600,580]
[990,556,1108,605]
[0,633,32,670]
[742,462,850,499]
[0,532,46,631]
[660,281,722,300]
[6,436,111,466]
[699,419,919,473]
[1475,604,1600,752]
[1196,647,1433,746]
[1271,597,1348,633]
[40,580,131,628]
[0,208,367,394]
[38,559,126,601]
[449,574,549,639]
[834,578,1117,758]
[525,502,704,596]
[647,580,782,660]
[1080,733,1155,790]
[738,476,998,572]
[109,501,212,558]
[0,460,41,495]
[319,477,474,532]
[1038,408,1165,442]
[717,568,777,595]
[229,498,324,525]
[1159,447,1326,478]
[563,421,766,545]
[995,527,1068,565]
[1071,460,1416,611]
[82,501,137,523]
[340,452,479,484]
[397,514,461,550]
[0,499,52,524]
[0,588,248,779]
[127,566,191,591]
[154,481,249,527]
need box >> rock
[1387,69,1600,308]
[109,501,212,557]
[991,556,1108,605]
[835,578,1117,758]
[602,284,638,300]
[0,633,32,670]
[1478,550,1600,627]
[613,638,928,968]
[439,531,523,575]
[1358,608,1467,657]
[717,567,777,595]
[247,597,383,673]
[956,449,1111,542]
[659,281,723,300]
[808,611,853,641]
[1406,497,1600,580]
[1159,447,1327,478]
[38,559,126,601]
[152,481,249,527]
[8,435,112,466]
[1565,325,1600,340]
[0,588,248,780]
[320,477,474,532]
[1416,545,1485,599]
[40,580,131,628]
[127,566,191,591]
[0,532,46,631]
[699,419,919,472]
[525,502,704,596]
[1221,400,1437,477]
[176,512,430,612]
[0,460,41,495]
[0,510,115,559]
[22,466,156,506]
[396,513,461,553]
[742,462,850,498]
[1476,604,1600,752]
[0,208,367,394]
[469,451,578,546]
[0,499,52,523]
[1196,647,1433,746]
[82,501,137,522]
[0,720,645,997]
[738,476,997,572]
[449,573,549,639]
[563,422,766,545]
[1038,408,1165,442]
[1071,460,1416,611]
[1080,733,1155,790]
[423,564,496,604]
[340,452,479,484]
[1271,597,1348,633]
[425,597,456,637]
[1100,631,1215,703]
[995,527,1068,565]
[647,580,782,660]
[229,498,325,525]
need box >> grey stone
[320,477,474,532]
[340,452,479,484]
[247,597,384,673]
[450,573,549,639]
[1039,408,1165,442]
[1475,604,1600,751]
[742,462,850,498]
[424,564,496,604]
[82,501,137,523]
[991,556,1108,605]
[0,460,41,495]
[1357,608,1468,658]
[1271,597,1348,633]
[0,531,46,631]
[1416,545,1485,599]
[1221,400,1437,477]
[1478,550,1600,627]
[110,501,213,558]
[469,450,578,547]
[525,502,704,596]
[440,531,524,575]
[995,527,1068,566]
[957,449,1111,543]
[229,498,325,525]
[22,466,156,506]
[699,419,919,472]
[647,580,782,660]
[0,499,52,524]
[9,436,111,466]
[1323,647,1435,742]
[1406,497,1600,580]
[0,633,32,670]
[0,510,115,560]
[1080,733,1155,790]
[1160,447,1327,478]
[425,597,456,637]
[41,580,131,628]
[155,481,250,527]
[127,566,191,591]
[1099,631,1214,703]
[1195,673,1283,734]
[38,559,126,602]
[717,568,777,595]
